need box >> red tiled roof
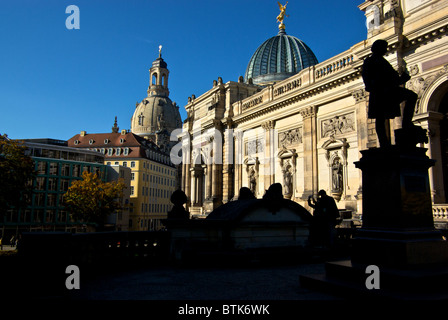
[67,131,166,160]
[67,132,148,148]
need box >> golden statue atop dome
[277,1,288,30]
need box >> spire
[159,45,162,58]
[112,116,119,133]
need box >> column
[352,88,369,209]
[300,105,318,198]
[222,124,234,203]
[261,120,275,189]
[234,130,244,199]
[421,111,445,203]
[181,133,192,208]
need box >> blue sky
[0,0,367,140]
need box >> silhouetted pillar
[353,143,448,266]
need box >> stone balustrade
[433,204,448,220]
[315,53,355,80]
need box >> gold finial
[276,1,288,30]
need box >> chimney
[80,131,87,136]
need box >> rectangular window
[72,164,80,177]
[131,173,135,181]
[47,194,57,207]
[49,162,59,175]
[34,193,45,207]
[35,177,46,191]
[123,162,127,167]
[57,211,66,223]
[61,179,70,192]
[34,209,44,223]
[48,178,58,191]
[37,161,47,175]
[131,161,135,168]
[130,186,134,195]
[61,163,70,176]
[46,210,55,223]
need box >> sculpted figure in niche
[282,164,293,196]
[332,158,343,193]
[249,168,257,195]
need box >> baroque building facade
[179,0,448,221]
[68,49,181,230]
[68,125,177,231]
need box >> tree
[63,171,126,228]
[0,134,35,217]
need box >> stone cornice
[403,21,448,51]
[233,67,362,125]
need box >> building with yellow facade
[68,49,182,230]
[68,128,177,231]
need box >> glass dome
[245,29,318,85]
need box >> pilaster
[300,105,318,198]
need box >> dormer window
[120,138,125,144]
[124,147,129,156]
[89,139,94,145]
[116,148,121,156]
[74,140,80,145]
[104,139,110,144]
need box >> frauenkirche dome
[131,46,182,145]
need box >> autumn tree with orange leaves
[64,171,125,228]
[0,134,35,217]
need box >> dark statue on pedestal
[300,40,448,298]
[362,39,428,148]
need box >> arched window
[138,113,144,126]
[152,73,157,85]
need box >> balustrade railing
[434,204,448,220]
[315,54,355,80]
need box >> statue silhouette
[238,187,256,200]
[167,189,189,220]
[362,39,418,147]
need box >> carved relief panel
[321,112,356,138]
[278,127,302,148]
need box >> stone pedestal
[352,145,448,266]
[300,128,448,299]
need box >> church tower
[131,46,182,153]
